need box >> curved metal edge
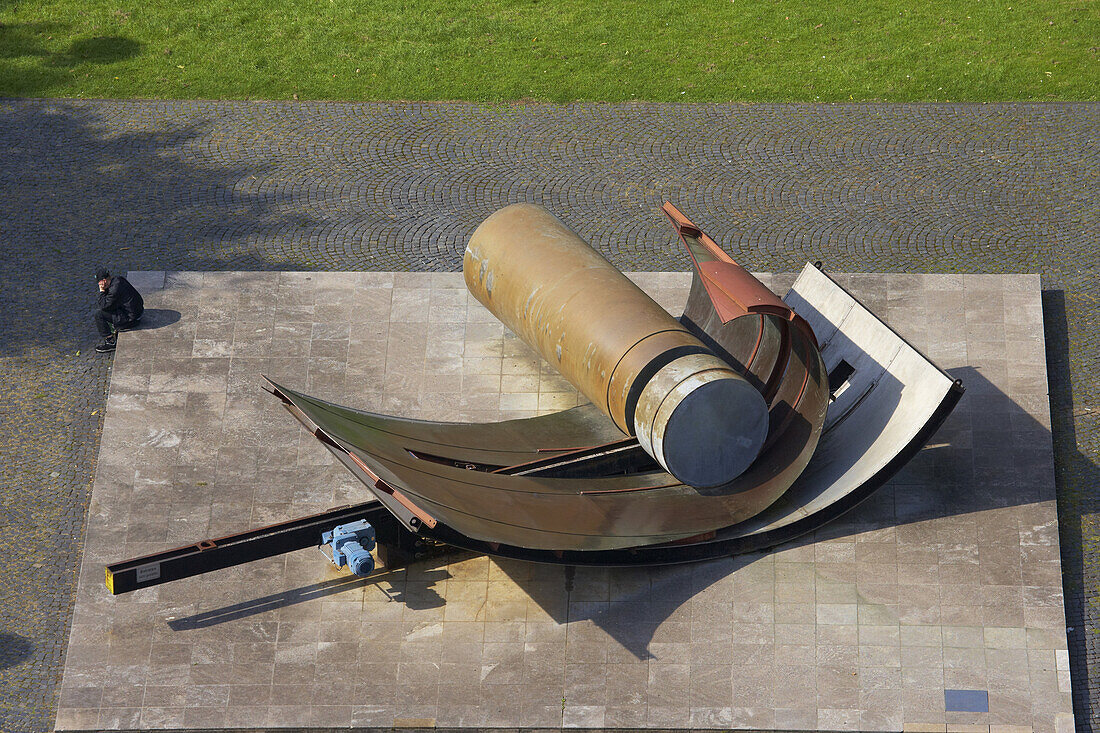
[414,380,963,566]
[807,263,958,385]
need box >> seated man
[93,267,144,353]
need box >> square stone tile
[57,273,1072,731]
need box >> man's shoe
[117,317,142,332]
[95,340,116,353]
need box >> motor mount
[322,520,376,577]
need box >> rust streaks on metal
[346,450,438,529]
[265,204,839,552]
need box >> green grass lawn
[1,0,1095,101]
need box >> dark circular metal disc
[661,377,769,489]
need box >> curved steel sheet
[269,206,956,559]
[268,213,830,551]
[411,263,963,564]
[271,370,826,551]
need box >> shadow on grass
[0,25,141,94]
[60,36,141,66]
[0,22,66,59]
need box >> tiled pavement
[0,100,1096,732]
[56,271,1071,731]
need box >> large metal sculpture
[102,202,965,594]
[267,203,964,564]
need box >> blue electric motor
[322,520,376,577]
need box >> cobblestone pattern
[0,100,1096,732]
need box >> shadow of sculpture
[166,560,451,631]
[167,575,376,631]
[377,567,449,611]
[153,289,1084,718]
[171,361,1068,672]
[492,360,1064,662]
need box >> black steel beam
[105,502,394,594]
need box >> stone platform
[56,271,1073,731]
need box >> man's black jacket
[96,276,144,321]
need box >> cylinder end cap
[651,375,769,489]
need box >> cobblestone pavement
[0,100,1096,732]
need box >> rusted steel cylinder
[464,203,768,488]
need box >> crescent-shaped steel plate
[270,206,960,562]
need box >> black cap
[95,267,110,281]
